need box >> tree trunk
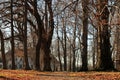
[62,17,67,71]
[92,29,96,69]
[95,0,102,70]
[42,35,52,71]
[11,0,15,69]
[72,49,76,72]
[56,17,62,71]
[115,26,120,70]
[23,0,31,70]
[33,0,43,71]
[80,0,88,71]
[35,37,41,70]
[72,18,77,72]
[28,0,54,71]
[96,0,114,70]
[100,6,114,70]
[0,30,7,69]
[72,4,78,71]
[43,0,54,71]
[69,41,72,71]
[57,38,62,71]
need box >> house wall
[5,49,60,70]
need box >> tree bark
[72,15,77,72]
[100,6,114,70]
[96,0,114,70]
[28,0,54,71]
[33,0,43,71]
[42,36,52,71]
[11,0,15,69]
[35,37,41,70]
[62,17,67,71]
[0,30,7,69]
[43,0,54,71]
[56,16,62,71]
[80,0,88,71]
[23,0,31,70]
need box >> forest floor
[0,70,120,80]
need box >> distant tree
[62,16,67,71]
[56,15,62,71]
[72,2,78,72]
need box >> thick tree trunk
[35,37,41,70]
[80,0,88,71]
[0,30,7,69]
[96,0,114,70]
[43,0,54,71]
[43,50,51,71]
[100,6,114,70]
[28,0,54,71]
[43,35,52,71]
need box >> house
[5,48,60,71]
[6,49,35,69]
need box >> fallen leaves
[0,70,120,80]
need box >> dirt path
[0,70,120,80]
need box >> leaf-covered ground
[0,70,120,80]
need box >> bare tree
[23,0,31,70]
[10,0,15,69]
[28,0,54,71]
[95,0,114,70]
[80,0,89,71]
[56,15,62,71]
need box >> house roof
[5,48,35,58]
